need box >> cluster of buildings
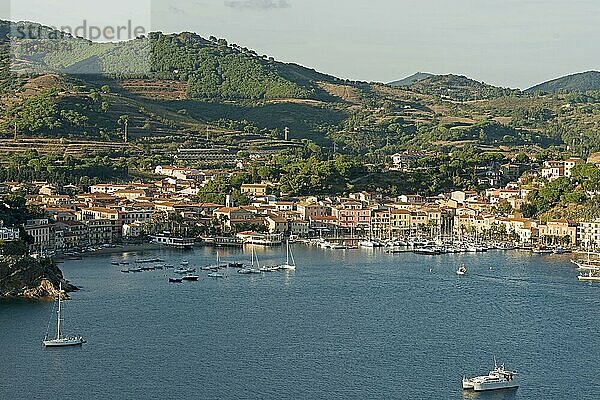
[1,154,600,255]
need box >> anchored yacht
[463,361,519,392]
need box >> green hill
[2,19,600,162]
[5,20,341,101]
[388,72,433,87]
[407,74,519,101]
[526,71,600,93]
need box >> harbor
[1,244,597,399]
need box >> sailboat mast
[56,283,62,340]
[286,240,290,265]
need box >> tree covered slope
[526,71,600,93]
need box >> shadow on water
[462,388,519,400]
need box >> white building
[24,219,53,252]
[578,219,600,249]
[0,226,20,241]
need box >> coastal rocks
[0,256,77,299]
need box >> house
[397,194,425,204]
[370,206,391,239]
[538,220,578,245]
[577,219,600,249]
[564,158,584,177]
[90,184,131,194]
[297,200,330,220]
[24,219,54,253]
[54,221,88,250]
[113,189,147,201]
[241,183,269,198]
[0,225,19,241]
[265,215,288,234]
[331,201,371,231]
[289,220,309,237]
[450,190,478,204]
[495,217,537,243]
[214,207,263,230]
[308,216,338,234]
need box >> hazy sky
[6,0,600,89]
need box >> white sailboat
[238,248,262,274]
[279,240,296,270]
[43,283,85,347]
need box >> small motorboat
[120,269,130,273]
[456,265,467,275]
[259,265,280,272]
[169,278,183,283]
[182,275,199,281]
[208,271,224,278]
[111,262,120,266]
[174,268,196,274]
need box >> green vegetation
[521,163,600,220]
[407,74,519,101]
[0,151,130,185]
[527,71,600,93]
[388,72,434,87]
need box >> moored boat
[279,240,297,270]
[42,283,86,348]
[463,361,518,392]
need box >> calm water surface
[1,246,599,399]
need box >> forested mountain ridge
[388,72,433,87]
[1,19,600,162]
[3,20,343,101]
[406,74,520,101]
[526,71,600,94]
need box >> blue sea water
[1,246,599,399]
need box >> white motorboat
[456,265,467,275]
[43,283,86,348]
[181,275,199,281]
[279,240,297,271]
[463,361,519,392]
[208,271,225,278]
[359,240,382,248]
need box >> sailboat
[43,283,85,347]
[238,248,262,274]
[279,240,296,270]
[208,251,226,278]
[202,251,228,271]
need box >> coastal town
[2,152,599,258]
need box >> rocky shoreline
[0,256,76,299]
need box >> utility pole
[284,126,289,141]
[123,118,128,143]
[13,120,17,141]
[206,126,210,142]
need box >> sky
[5,0,600,89]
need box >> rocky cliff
[0,256,77,299]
